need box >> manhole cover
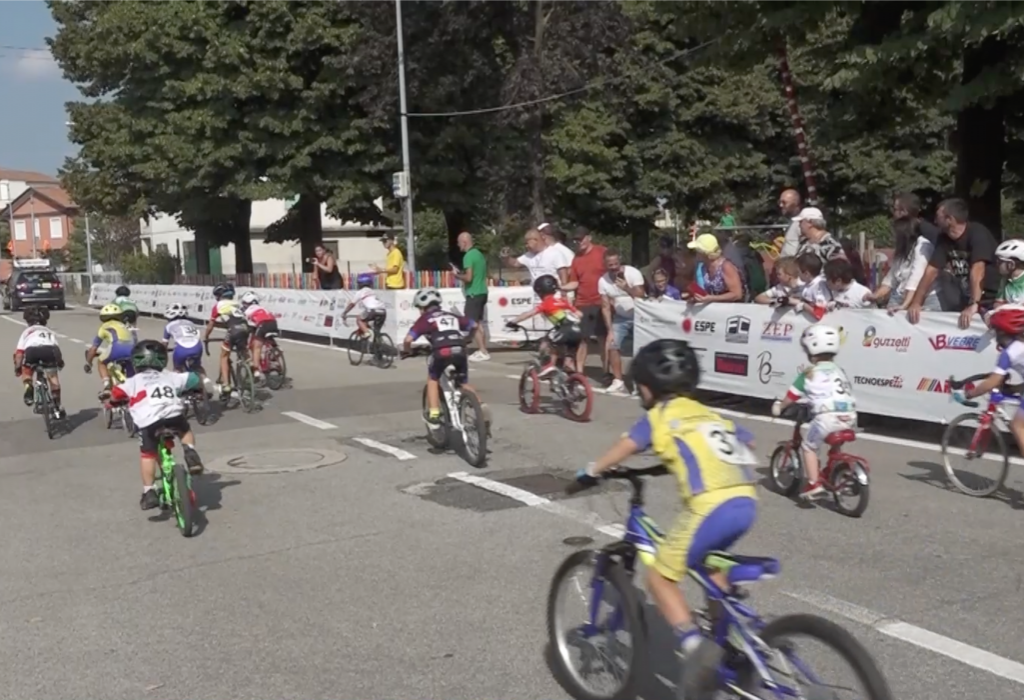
[498,473,572,496]
[208,448,347,475]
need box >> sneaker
[183,445,204,476]
[607,379,628,395]
[22,385,33,406]
[469,350,491,362]
[425,412,443,428]
[139,489,160,511]
[800,480,827,500]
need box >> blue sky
[0,1,81,176]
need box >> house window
[33,219,40,239]
[49,217,63,239]
[13,220,26,241]
[157,243,169,254]
[0,182,8,204]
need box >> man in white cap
[793,206,845,266]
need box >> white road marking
[453,470,1024,685]
[353,437,417,461]
[281,411,337,430]
[0,316,26,327]
[278,336,346,353]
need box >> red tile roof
[0,168,58,183]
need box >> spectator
[650,269,681,300]
[501,228,569,285]
[562,227,607,372]
[893,192,939,245]
[866,218,939,313]
[686,234,743,303]
[791,252,823,304]
[650,236,677,284]
[814,258,872,309]
[839,238,868,286]
[906,197,999,329]
[453,231,490,361]
[671,246,699,293]
[754,256,801,305]
[598,251,645,395]
[721,231,764,299]
[538,222,575,284]
[719,205,736,228]
[372,233,406,289]
[778,189,804,256]
[310,243,342,290]
[794,207,845,265]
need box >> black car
[3,268,66,311]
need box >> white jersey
[354,287,385,312]
[785,361,856,415]
[163,319,202,349]
[994,339,1024,378]
[114,370,190,429]
[17,325,59,351]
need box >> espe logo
[498,296,531,307]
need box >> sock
[675,626,702,655]
[143,485,157,493]
[429,409,441,418]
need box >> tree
[0,220,9,260]
[68,214,140,270]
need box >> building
[0,168,78,260]
[140,198,398,275]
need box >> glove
[952,389,968,405]
[771,400,783,417]
[575,463,600,486]
[505,321,518,330]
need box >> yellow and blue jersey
[626,397,757,505]
[92,320,137,363]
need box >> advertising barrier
[635,298,1008,424]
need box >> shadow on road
[145,472,241,536]
[64,406,101,434]
[899,459,1024,509]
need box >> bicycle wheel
[374,333,397,369]
[743,613,894,700]
[123,409,136,439]
[830,462,870,518]
[192,390,215,426]
[347,330,365,366]
[172,461,196,537]
[422,384,448,449]
[103,403,113,429]
[562,374,594,422]
[519,368,541,413]
[40,385,55,439]
[265,344,287,390]
[234,363,258,413]
[769,443,802,497]
[941,411,1009,497]
[457,389,487,468]
[547,549,646,700]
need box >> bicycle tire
[265,344,287,390]
[457,388,487,468]
[546,550,646,700]
[123,409,136,439]
[172,461,196,538]
[749,613,894,700]
[941,411,1008,497]
[347,330,365,366]
[519,368,541,413]
[374,333,396,369]
[769,444,801,497]
[103,402,113,429]
[40,384,54,439]
[235,363,258,413]
[192,390,215,426]
[830,462,870,518]
[562,373,594,422]
[422,384,448,449]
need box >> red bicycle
[768,404,871,517]
[255,336,287,390]
[507,323,593,422]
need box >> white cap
[794,206,825,222]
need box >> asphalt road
[1,306,1022,700]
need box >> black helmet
[213,282,235,300]
[122,308,138,324]
[115,285,130,298]
[23,305,48,325]
[629,339,700,403]
[533,274,559,297]
[131,339,168,371]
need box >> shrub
[120,251,179,284]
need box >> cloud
[9,51,61,81]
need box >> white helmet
[801,324,841,356]
[240,291,260,306]
[996,239,1024,263]
[165,303,187,320]
[413,287,442,309]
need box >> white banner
[634,298,1007,424]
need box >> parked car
[2,259,65,311]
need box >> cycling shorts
[252,320,280,341]
[172,343,204,371]
[100,340,134,365]
[222,321,249,352]
[20,346,64,379]
[138,415,191,458]
[427,346,468,383]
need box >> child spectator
[650,268,681,300]
[803,258,872,310]
[755,256,802,305]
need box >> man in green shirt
[453,231,490,361]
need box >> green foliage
[0,220,9,260]
[68,214,140,270]
[120,250,179,284]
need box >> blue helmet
[213,282,235,300]
[356,273,374,288]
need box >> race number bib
[432,316,459,332]
[697,422,759,466]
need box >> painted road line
[454,469,1024,686]
[0,316,26,327]
[353,437,417,461]
[281,411,337,430]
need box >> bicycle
[402,345,487,468]
[768,404,870,517]
[178,355,215,426]
[944,374,1024,497]
[88,359,136,437]
[259,335,288,390]
[26,361,64,440]
[135,422,197,538]
[507,323,593,422]
[547,465,894,700]
[206,339,258,414]
[346,313,396,369]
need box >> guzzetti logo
[861,326,911,352]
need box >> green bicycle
[152,424,198,537]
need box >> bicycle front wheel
[562,373,594,422]
[547,549,646,700]
[347,331,365,366]
[941,411,1009,497]
[235,363,258,413]
[172,461,196,537]
[192,391,215,426]
[265,344,287,390]
[457,389,487,468]
[374,333,396,369]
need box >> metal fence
[56,272,123,299]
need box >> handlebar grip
[959,399,980,409]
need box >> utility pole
[394,0,416,272]
[85,212,94,285]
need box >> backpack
[741,248,768,299]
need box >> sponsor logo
[756,351,784,385]
[636,313,652,325]
[726,315,750,344]
[714,352,748,377]
[682,318,716,334]
[400,299,412,310]
[761,321,793,342]
[853,375,904,388]
[861,325,910,352]
[319,298,330,307]
[917,377,975,393]
[497,296,531,307]
[929,334,980,351]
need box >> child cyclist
[13,305,65,417]
[106,340,204,510]
[113,285,139,330]
[505,274,582,376]
[201,282,247,395]
[162,303,205,372]
[771,325,856,499]
[573,339,758,692]
[239,291,279,383]
[341,272,387,339]
[990,240,1024,313]
[85,303,138,398]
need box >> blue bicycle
[546,465,893,700]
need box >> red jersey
[536,295,580,325]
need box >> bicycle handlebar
[564,464,669,496]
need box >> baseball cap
[380,232,396,241]
[687,233,720,255]
[573,226,591,240]
[793,206,825,222]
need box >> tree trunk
[444,209,469,264]
[529,0,546,223]
[631,228,650,268]
[231,199,254,274]
[955,38,1006,238]
[296,194,323,272]
[194,230,211,275]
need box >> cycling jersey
[408,309,473,350]
[16,325,59,351]
[994,339,1024,378]
[92,320,137,363]
[243,304,275,327]
[353,288,385,313]
[784,361,855,415]
[109,369,201,429]
[536,295,580,325]
[999,274,1024,305]
[211,299,243,324]
[163,319,202,349]
[114,296,138,313]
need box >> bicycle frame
[780,410,869,488]
[964,391,1016,455]
[438,368,466,433]
[157,436,193,528]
